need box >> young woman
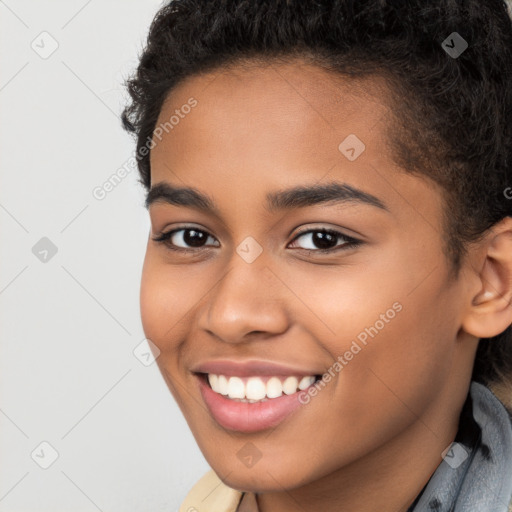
[121,1,512,510]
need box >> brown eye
[288,229,361,253]
[152,227,220,251]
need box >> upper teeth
[207,374,316,401]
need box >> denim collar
[407,381,512,512]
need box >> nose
[196,253,290,345]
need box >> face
[141,59,478,492]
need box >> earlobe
[462,217,512,339]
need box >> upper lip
[191,359,321,377]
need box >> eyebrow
[145,181,390,214]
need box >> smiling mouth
[197,372,322,403]
[194,370,324,432]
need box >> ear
[461,216,512,339]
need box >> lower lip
[196,374,311,433]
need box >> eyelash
[151,226,363,255]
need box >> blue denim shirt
[406,381,512,512]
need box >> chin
[207,455,318,493]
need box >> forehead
[149,59,444,232]
[151,59,391,169]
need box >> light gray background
[0,1,209,511]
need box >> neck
[255,396,463,512]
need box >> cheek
[139,254,185,348]
[350,302,453,402]
[290,254,457,424]
[140,257,162,340]
[334,287,456,441]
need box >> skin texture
[140,60,512,512]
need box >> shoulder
[476,380,512,511]
[179,469,244,512]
